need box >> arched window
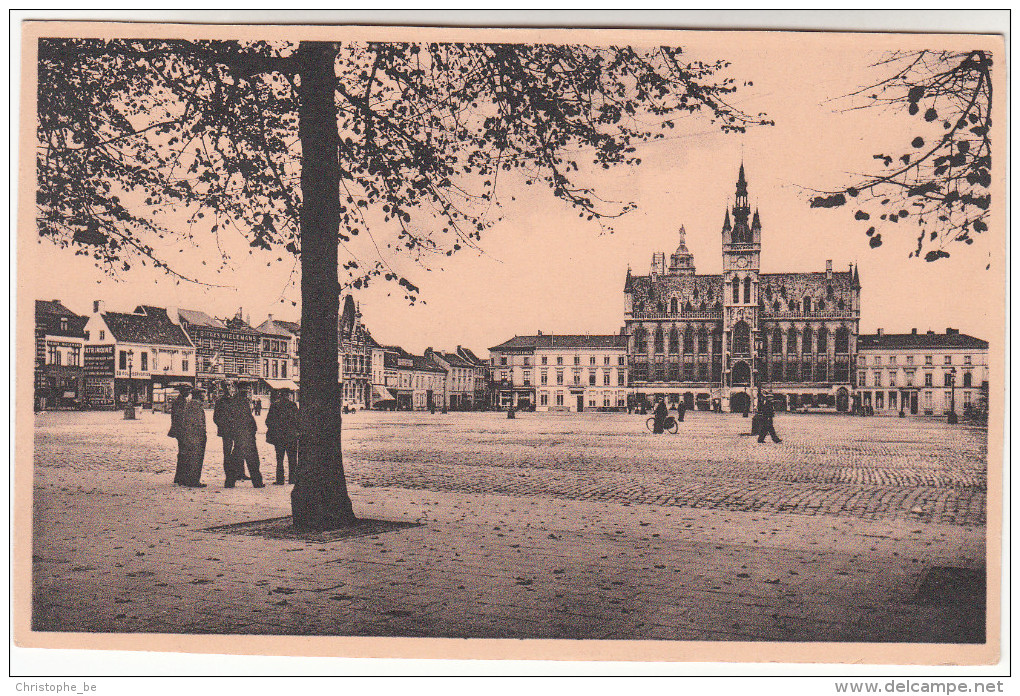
[699,301,706,311]
[693,287,699,300]
[668,326,679,353]
[636,301,644,312]
[683,325,694,354]
[732,321,750,355]
[732,361,751,385]
[670,298,678,314]
[654,326,664,353]
[788,327,798,353]
[773,300,781,312]
[685,301,693,312]
[743,277,752,304]
[835,327,849,354]
[712,327,723,354]
[803,297,812,314]
[838,298,845,311]
[732,277,740,303]
[817,299,825,310]
[802,326,813,353]
[789,299,797,312]
[635,327,647,353]
[698,327,709,354]
[772,327,783,353]
[817,327,828,352]
[657,301,666,313]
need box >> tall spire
[752,208,761,230]
[736,162,748,197]
[723,209,731,231]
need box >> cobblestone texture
[30,409,988,643]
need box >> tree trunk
[291,42,357,529]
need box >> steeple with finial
[668,224,696,276]
[730,163,752,244]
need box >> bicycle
[645,415,678,434]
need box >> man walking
[229,385,265,488]
[265,387,299,485]
[676,398,686,423]
[756,392,783,444]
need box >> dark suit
[177,400,207,485]
[213,396,240,484]
[168,395,188,484]
[757,398,782,443]
[229,395,264,487]
[266,398,299,484]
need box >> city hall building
[623,166,861,412]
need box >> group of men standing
[168,383,300,489]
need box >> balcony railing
[629,310,722,320]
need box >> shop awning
[261,378,299,391]
[372,385,397,401]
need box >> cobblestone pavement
[30,409,988,643]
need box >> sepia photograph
[14,13,1005,668]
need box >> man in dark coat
[652,399,668,434]
[266,388,299,485]
[214,382,242,487]
[230,386,265,488]
[676,399,686,423]
[757,392,783,444]
[179,387,208,486]
[168,385,191,485]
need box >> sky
[25,29,1003,357]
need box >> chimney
[268,314,274,323]
[876,328,883,336]
[911,328,918,335]
[946,327,959,335]
[537,330,543,336]
[825,260,833,280]
[92,300,105,314]
[166,306,180,324]
[927,330,935,335]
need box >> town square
[33,407,986,642]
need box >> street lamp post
[947,367,958,424]
[123,349,136,420]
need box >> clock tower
[721,164,762,410]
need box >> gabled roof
[438,352,473,368]
[456,346,486,365]
[859,332,988,351]
[490,334,628,351]
[273,320,301,336]
[412,354,447,373]
[36,299,87,337]
[177,308,227,329]
[102,307,193,347]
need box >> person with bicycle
[652,398,669,434]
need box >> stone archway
[836,387,849,412]
[732,360,751,385]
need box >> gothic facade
[623,166,861,412]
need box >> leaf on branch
[911,137,925,148]
[854,210,870,221]
[924,249,950,262]
[810,193,846,208]
[869,234,882,248]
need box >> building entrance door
[576,394,584,412]
[730,391,750,413]
[909,391,919,414]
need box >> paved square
[30,409,987,642]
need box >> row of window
[634,289,847,316]
[118,349,191,374]
[858,369,974,388]
[862,390,974,410]
[537,390,628,408]
[496,354,626,367]
[499,369,628,387]
[46,344,80,366]
[861,354,974,366]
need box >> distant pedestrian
[214,381,242,488]
[266,388,299,485]
[168,385,191,485]
[742,392,750,418]
[178,387,209,486]
[652,399,668,434]
[253,397,262,417]
[229,386,265,488]
[756,393,783,444]
[676,399,686,423]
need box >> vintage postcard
[15,18,1005,666]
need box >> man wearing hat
[168,384,191,485]
[228,384,265,488]
[178,386,209,486]
[756,391,783,444]
[265,387,299,485]
[214,381,243,487]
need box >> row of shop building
[34,296,490,412]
